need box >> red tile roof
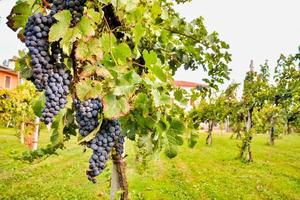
[0,66,18,76]
[174,80,208,88]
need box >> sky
[0,0,299,89]
[173,0,300,88]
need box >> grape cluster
[40,64,71,124]
[74,98,103,136]
[65,0,86,25]
[86,119,124,183]
[50,0,66,16]
[115,135,125,156]
[24,13,54,91]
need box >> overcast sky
[174,0,300,87]
[0,0,299,88]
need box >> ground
[0,128,299,200]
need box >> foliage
[7,0,231,159]
[274,53,300,133]
[0,81,37,127]
[189,83,239,131]
[253,104,284,136]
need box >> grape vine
[8,0,232,190]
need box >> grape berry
[86,119,124,183]
[24,13,54,91]
[24,0,125,182]
[74,98,103,137]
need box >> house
[0,59,19,89]
[174,80,208,110]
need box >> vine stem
[103,15,119,66]
[110,152,128,200]
[41,0,51,9]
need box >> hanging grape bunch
[74,98,103,137]
[86,120,124,183]
[23,0,125,183]
[24,13,54,91]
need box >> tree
[189,83,238,145]
[0,81,38,146]
[7,0,231,198]
[239,60,269,162]
[274,53,300,134]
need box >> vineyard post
[206,120,213,145]
[269,116,275,145]
[246,109,253,162]
[32,116,40,151]
[110,152,128,200]
[20,122,25,144]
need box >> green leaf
[6,2,32,31]
[15,51,32,79]
[152,89,171,107]
[143,50,157,66]
[166,119,184,145]
[60,27,81,56]
[49,10,72,42]
[31,93,46,117]
[125,0,139,11]
[50,109,67,145]
[86,9,103,24]
[143,50,166,81]
[114,71,141,96]
[148,65,166,82]
[165,145,177,158]
[76,81,91,100]
[133,22,146,46]
[100,33,116,53]
[75,80,103,100]
[103,94,130,119]
[75,38,103,62]
[112,43,132,65]
[76,16,95,37]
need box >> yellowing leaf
[49,10,72,42]
[103,94,130,119]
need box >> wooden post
[20,122,25,144]
[246,109,253,162]
[110,153,128,200]
[32,117,40,151]
[269,116,275,145]
[206,121,213,145]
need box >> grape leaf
[49,10,72,42]
[103,94,130,119]
[50,109,67,145]
[112,43,132,65]
[86,9,103,24]
[75,80,104,100]
[76,16,95,37]
[31,93,46,117]
[75,38,103,62]
[113,71,141,96]
[6,2,32,31]
[133,22,146,47]
[60,27,81,56]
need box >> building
[0,59,19,89]
[174,80,207,90]
[174,80,208,110]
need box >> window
[5,76,11,88]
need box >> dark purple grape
[86,119,125,183]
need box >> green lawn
[0,128,299,200]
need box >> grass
[0,128,299,200]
